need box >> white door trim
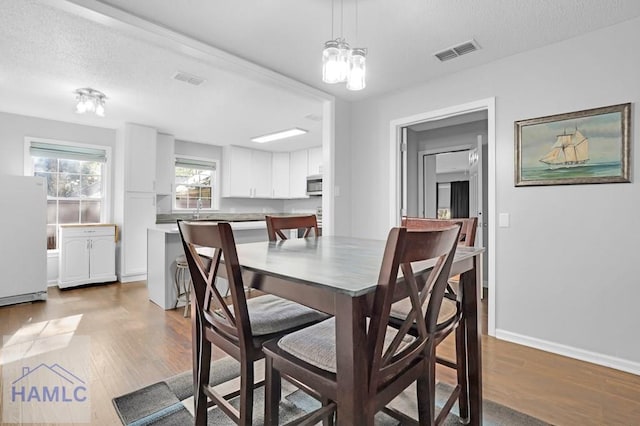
[389,97,496,336]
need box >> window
[27,139,109,250]
[174,156,219,211]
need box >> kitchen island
[147,220,267,310]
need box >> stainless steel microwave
[306,175,322,196]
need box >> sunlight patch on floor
[0,314,83,365]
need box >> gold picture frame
[515,103,631,186]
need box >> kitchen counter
[147,220,268,310]
[151,220,266,234]
[155,212,300,224]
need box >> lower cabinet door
[60,238,90,285]
[90,236,116,281]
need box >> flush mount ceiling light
[74,88,107,117]
[251,128,308,143]
[322,0,367,91]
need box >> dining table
[224,235,484,426]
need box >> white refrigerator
[0,175,47,306]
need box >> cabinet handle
[87,240,91,250]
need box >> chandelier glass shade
[346,48,366,91]
[322,39,367,90]
[321,0,367,90]
[74,88,107,117]
[322,40,342,84]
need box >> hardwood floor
[1,282,639,425]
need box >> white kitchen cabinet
[223,145,252,197]
[123,123,157,192]
[156,133,175,195]
[121,192,156,279]
[114,123,159,283]
[307,146,323,176]
[271,152,290,198]
[58,225,116,288]
[289,149,309,198]
[222,146,272,198]
[252,149,272,197]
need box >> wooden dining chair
[177,220,330,426]
[396,216,478,424]
[262,224,460,425]
[402,216,477,248]
[265,215,319,241]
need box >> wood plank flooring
[1,282,639,425]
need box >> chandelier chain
[331,0,334,40]
[355,0,359,44]
[340,0,344,38]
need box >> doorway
[388,98,496,336]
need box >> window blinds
[174,157,216,170]
[30,141,107,162]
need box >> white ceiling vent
[172,71,206,86]
[304,113,322,122]
[434,39,480,62]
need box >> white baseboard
[495,329,640,376]
[119,273,147,283]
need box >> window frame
[24,137,112,252]
[172,154,220,212]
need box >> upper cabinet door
[223,145,253,197]
[289,149,309,198]
[307,146,323,176]
[156,133,175,195]
[272,152,290,198]
[251,149,272,198]
[125,123,158,192]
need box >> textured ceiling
[0,0,324,150]
[95,0,640,101]
[2,0,640,148]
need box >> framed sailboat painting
[515,103,631,186]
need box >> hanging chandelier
[322,0,367,91]
[74,88,107,117]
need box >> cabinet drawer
[60,226,115,238]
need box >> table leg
[334,293,369,426]
[461,253,483,426]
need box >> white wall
[0,111,117,218]
[347,17,640,372]
[0,111,116,179]
[332,98,352,237]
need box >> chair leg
[239,358,254,426]
[321,398,334,426]
[183,278,191,318]
[173,266,180,309]
[193,312,211,425]
[265,355,281,426]
[455,325,469,423]
[417,349,436,426]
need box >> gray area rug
[113,357,550,425]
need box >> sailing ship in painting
[539,128,589,169]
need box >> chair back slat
[178,220,253,345]
[402,216,477,247]
[367,225,460,392]
[265,215,319,241]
